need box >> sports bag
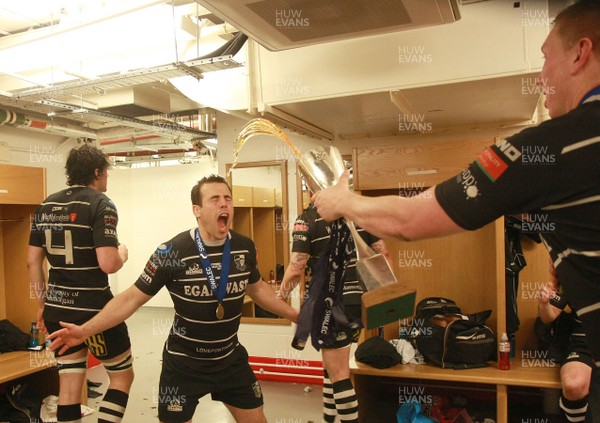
[0,319,29,353]
[411,297,496,369]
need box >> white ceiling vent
[193,0,461,51]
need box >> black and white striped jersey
[435,94,600,359]
[134,229,260,371]
[29,186,121,322]
[291,205,379,306]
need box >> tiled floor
[83,307,323,423]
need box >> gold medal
[216,303,225,320]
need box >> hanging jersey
[134,229,260,371]
[291,206,379,305]
[29,186,121,322]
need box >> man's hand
[47,321,87,356]
[313,171,351,221]
[290,307,299,324]
[36,307,47,336]
[119,244,129,264]
[539,282,557,305]
[548,256,559,290]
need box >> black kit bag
[0,319,29,353]
[412,297,496,369]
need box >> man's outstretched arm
[48,284,152,355]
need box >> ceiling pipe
[0,108,97,138]
[100,134,161,145]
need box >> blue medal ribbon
[580,86,600,105]
[194,228,231,306]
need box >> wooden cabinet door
[232,185,253,207]
[252,187,275,208]
[0,164,45,205]
[353,139,491,190]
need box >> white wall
[106,160,218,306]
[0,126,77,193]
[230,166,281,191]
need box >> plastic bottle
[498,332,510,370]
[29,321,39,348]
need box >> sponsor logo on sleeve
[475,147,509,182]
[103,214,117,227]
[292,222,309,232]
[139,270,153,285]
[456,169,480,200]
[494,139,522,162]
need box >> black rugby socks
[323,370,336,422]
[98,389,129,423]
[333,378,359,423]
[57,403,81,422]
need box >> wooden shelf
[0,350,57,384]
[351,357,560,390]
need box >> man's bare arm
[277,252,309,300]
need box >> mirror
[226,160,290,325]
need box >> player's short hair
[65,143,110,187]
[191,174,232,206]
[554,0,600,55]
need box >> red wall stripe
[249,356,324,385]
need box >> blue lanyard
[194,228,230,303]
[580,86,600,105]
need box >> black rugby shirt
[292,206,379,306]
[29,187,121,322]
[134,229,260,371]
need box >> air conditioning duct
[193,0,461,51]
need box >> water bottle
[29,321,39,348]
[498,332,510,370]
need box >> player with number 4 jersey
[28,144,133,423]
[29,185,121,323]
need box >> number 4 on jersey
[45,229,74,264]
